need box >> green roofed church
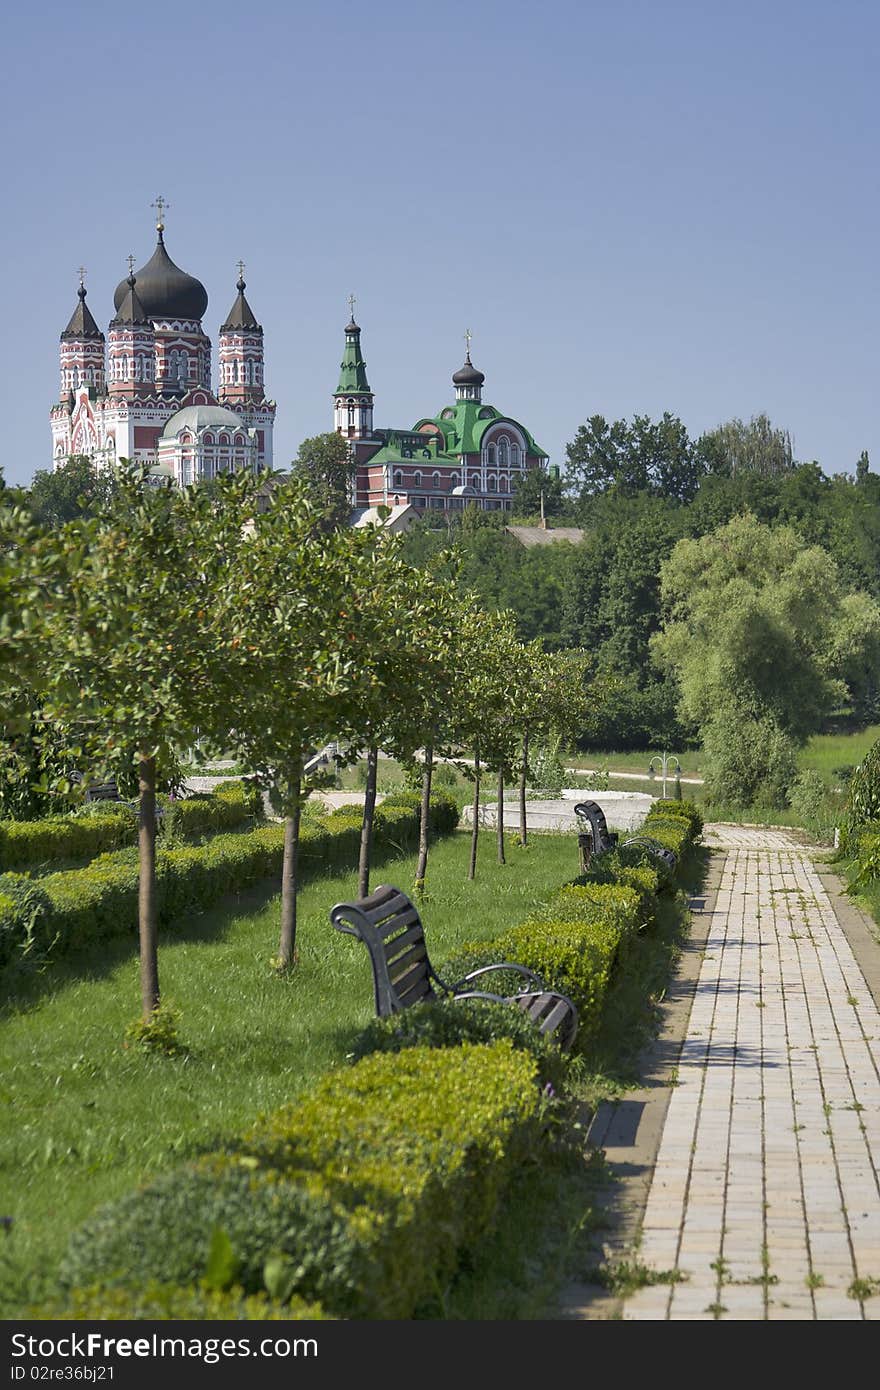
[334,315,551,518]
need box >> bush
[844,739,880,847]
[440,883,643,1047]
[787,770,841,840]
[702,711,798,809]
[30,1282,327,1321]
[351,998,570,1092]
[60,1043,542,1320]
[649,799,704,836]
[0,780,262,874]
[0,808,136,872]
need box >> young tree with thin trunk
[37,469,258,1022]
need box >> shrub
[702,711,798,809]
[649,799,704,836]
[433,761,459,788]
[0,809,136,872]
[787,770,841,840]
[60,1043,542,1320]
[351,998,570,1092]
[441,887,634,1048]
[30,1282,327,1321]
[0,780,262,874]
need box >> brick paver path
[624,826,880,1320]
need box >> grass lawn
[0,826,594,1316]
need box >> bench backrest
[330,883,437,1017]
[574,801,615,851]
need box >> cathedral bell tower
[333,300,374,440]
[218,266,266,405]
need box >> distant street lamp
[648,752,681,799]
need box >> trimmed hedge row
[0,780,263,873]
[439,881,644,1047]
[58,1042,542,1320]
[30,1282,327,1322]
[0,793,460,975]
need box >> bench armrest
[448,961,546,993]
[450,989,518,1006]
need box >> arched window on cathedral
[470,474,480,489]
[511,443,520,466]
[487,475,497,492]
[219,434,230,447]
[487,444,496,465]
[394,470,403,487]
[414,471,422,487]
[498,438,509,467]
[432,472,440,490]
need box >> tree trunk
[358,744,379,899]
[277,761,302,968]
[497,768,505,864]
[138,750,160,1019]
[415,743,433,893]
[519,730,529,847]
[468,742,481,881]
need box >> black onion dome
[113,231,208,321]
[452,352,485,386]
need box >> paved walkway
[615,825,880,1320]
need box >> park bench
[69,771,166,822]
[330,883,579,1052]
[574,800,677,874]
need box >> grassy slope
[0,828,583,1315]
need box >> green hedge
[649,799,704,836]
[0,780,263,874]
[351,997,570,1092]
[59,1042,542,1320]
[440,882,643,1047]
[29,1282,327,1321]
[0,796,458,975]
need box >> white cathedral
[49,202,275,483]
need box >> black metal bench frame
[330,883,579,1052]
[574,800,677,874]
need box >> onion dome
[220,273,261,332]
[113,227,208,321]
[61,283,103,341]
[110,273,151,327]
[452,351,485,388]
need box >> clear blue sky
[3,0,878,487]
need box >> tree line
[0,466,592,1029]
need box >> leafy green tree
[857,450,870,485]
[564,413,702,504]
[510,466,567,519]
[224,479,391,965]
[652,514,880,804]
[289,432,356,529]
[28,455,121,527]
[37,470,257,1020]
[697,413,794,477]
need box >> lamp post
[648,752,681,799]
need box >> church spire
[334,300,374,439]
[452,329,485,403]
[218,263,266,405]
[59,271,105,398]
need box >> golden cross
[348,293,356,318]
[151,194,169,229]
[237,259,246,282]
[126,254,136,278]
[464,328,472,357]
[77,266,86,288]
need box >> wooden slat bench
[330,883,579,1052]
